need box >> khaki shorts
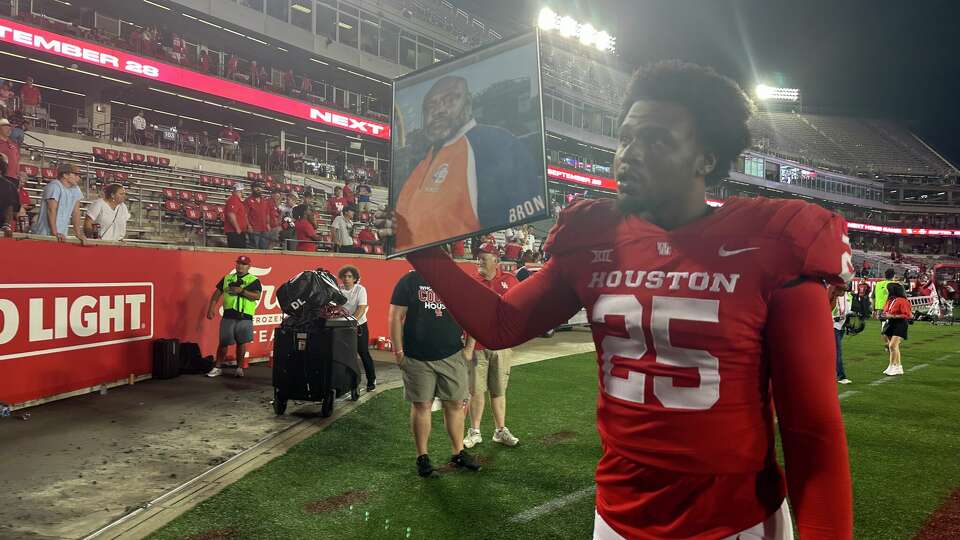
[400,351,469,403]
[471,349,512,397]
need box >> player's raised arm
[407,246,581,349]
[766,280,853,539]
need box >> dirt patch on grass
[541,431,577,445]
[914,488,960,540]
[435,453,492,474]
[304,490,370,514]
[185,527,239,540]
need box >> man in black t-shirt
[389,270,481,477]
[206,255,262,378]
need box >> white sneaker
[838,378,852,385]
[883,365,895,376]
[234,367,244,378]
[463,428,482,449]
[493,427,519,447]
[892,365,904,375]
[206,367,222,378]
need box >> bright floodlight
[579,23,597,46]
[755,84,775,100]
[558,15,578,37]
[755,84,799,102]
[594,31,612,52]
[537,7,557,31]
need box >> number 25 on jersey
[591,294,721,411]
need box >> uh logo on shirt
[417,286,446,317]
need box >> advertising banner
[0,240,473,407]
[389,32,548,256]
[0,18,390,140]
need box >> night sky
[452,0,960,168]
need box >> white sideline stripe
[509,486,595,523]
[838,390,860,400]
[907,363,930,372]
[868,377,896,387]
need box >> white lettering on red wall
[0,283,154,360]
[0,18,390,140]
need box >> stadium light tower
[755,84,802,112]
[537,6,616,53]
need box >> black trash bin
[272,318,360,417]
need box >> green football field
[151,322,960,540]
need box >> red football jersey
[408,196,854,539]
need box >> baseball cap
[233,183,244,192]
[236,255,251,264]
[477,243,500,256]
[0,118,10,126]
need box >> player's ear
[696,152,717,177]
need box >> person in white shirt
[132,111,147,145]
[338,265,376,391]
[332,204,361,253]
[84,183,130,241]
[829,284,853,384]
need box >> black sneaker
[416,454,437,477]
[366,380,376,392]
[450,450,481,471]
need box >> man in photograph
[394,76,545,252]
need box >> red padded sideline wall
[0,239,424,407]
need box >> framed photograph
[388,31,548,258]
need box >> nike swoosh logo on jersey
[718,245,760,257]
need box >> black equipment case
[272,318,360,417]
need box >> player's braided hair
[620,60,754,186]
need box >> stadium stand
[749,111,958,178]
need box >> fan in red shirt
[295,213,319,252]
[462,243,522,450]
[244,183,276,249]
[326,186,347,217]
[223,183,250,249]
[502,236,524,262]
[408,61,854,539]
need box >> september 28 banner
[388,32,549,257]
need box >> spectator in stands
[295,209,319,252]
[199,49,210,73]
[502,235,523,262]
[245,182,273,249]
[267,145,285,173]
[282,69,295,95]
[373,206,395,251]
[219,124,240,160]
[355,178,372,213]
[249,60,260,87]
[223,183,249,248]
[30,163,87,245]
[521,224,537,253]
[0,118,19,177]
[300,75,313,98]
[131,110,147,145]
[462,243,521,449]
[19,77,41,118]
[83,183,130,241]
[291,188,313,220]
[0,154,16,234]
[206,255,262,378]
[332,204,361,253]
[326,186,347,215]
[226,54,239,80]
[338,265,377,391]
[0,80,14,117]
[515,250,543,282]
[881,282,911,376]
[8,109,25,145]
[15,171,33,232]
[829,284,853,385]
[450,239,465,258]
[342,178,355,205]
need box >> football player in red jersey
[407,61,855,539]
